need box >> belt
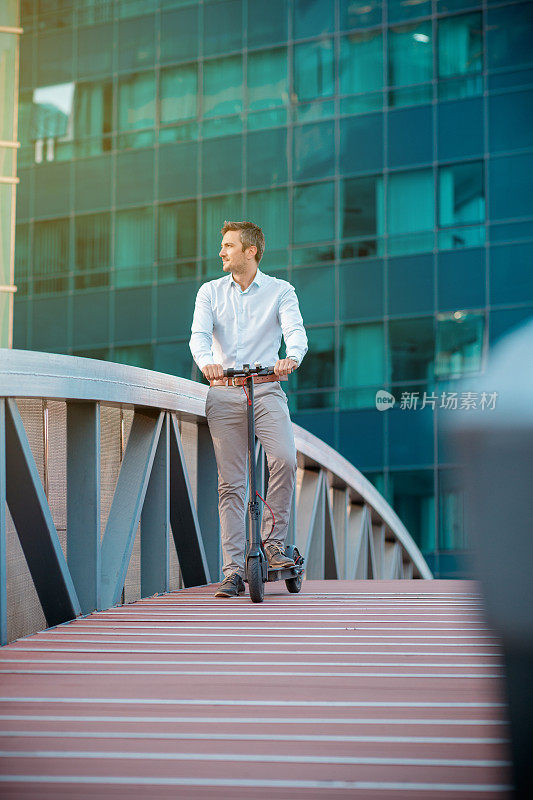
[209,374,287,388]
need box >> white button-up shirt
[189,268,308,371]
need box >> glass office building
[13,0,533,576]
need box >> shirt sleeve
[189,283,216,370]
[278,284,308,366]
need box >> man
[189,220,308,598]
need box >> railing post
[141,412,170,596]
[67,401,101,614]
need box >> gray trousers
[205,382,297,578]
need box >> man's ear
[246,245,258,261]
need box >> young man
[189,220,308,598]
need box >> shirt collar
[230,268,263,293]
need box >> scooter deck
[266,564,305,583]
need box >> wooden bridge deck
[0,580,511,799]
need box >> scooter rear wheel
[247,557,264,603]
[285,574,302,593]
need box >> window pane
[115,208,154,286]
[342,175,384,239]
[204,0,243,57]
[295,326,335,390]
[246,128,288,187]
[113,344,153,370]
[487,2,533,71]
[389,317,434,382]
[247,48,288,111]
[438,469,466,551]
[154,341,196,380]
[435,310,484,378]
[293,0,334,39]
[340,0,382,30]
[388,168,434,255]
[160,65,197,125]
[293,39,335,103]
[293,121,334,181]
[202,135,243,195]
[33,218,69,292]
[438,13,483,78]
[161,6,199,64]
[340,31,383,95]
[77,23,113,78]
[75,213,110,288]
[293,182,335,244]
[118,15,155,72]
[32,81,74,143]
[340,322,385,388]
[118,73,156,131]
[291,265,335,325]
[203,56,243,117]
[388,0,431,23]
[247,0,288,48]
[158,201,197,261]
[75,81,112,142]
[246,188,289,252]
[389,22,433,87]
[390,470,435,553]
[202,193,242,257]
[439,161,485,227]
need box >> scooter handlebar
[223,364,276,378]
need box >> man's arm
[189,284,224,380]
[276,284,308,376]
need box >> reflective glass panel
[390,470,435,553]
[204,0,242,56]
[161,6,199,64]
[293,39,335,103]
[202,135,243,195]
[388,21,433,87]
[33,218,69,293]
[202,193,243,257]
[154,341,196,380]
[387,168,434,255]
[293,0,334,39]
[118,15,155,72]
[340,31,383,95]
[389,317,435,382]
[115,208,154,286]
[439,161,485,227]
[113,345,152,369]
[118,72,156,131]
[292,182,335,244]
[340,0,382,30]
[291,265,335,325]
[75,212,110,288]
[438,13,483,78]
[203,56,243,117]
[487,2,533,71]
[246,128,288,187]
[247,48,288,111]
[160,65,197,124]
[31,82,74,144]
[246,188,289,251]
[342,175,384,239]
[340,322,385,388]
[293,121,334,181]
[75,81,112,142]
[438,469,466,551]
[295,326,335,390]
[158,201,197,261]
[247,0,288,48]
[77,24,113,78]
[435,311,484,378]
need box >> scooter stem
[246,374,262,554]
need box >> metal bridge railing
[0,349,432,644]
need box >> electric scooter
[222,364,305,603]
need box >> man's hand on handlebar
[202,363,224,381]
[274,358,298,377]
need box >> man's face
[219,230,249,274]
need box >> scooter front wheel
[247,557,264,603]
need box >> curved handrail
[0,349,432,580]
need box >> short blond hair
[221,220,265,263]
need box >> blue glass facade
[13,0,533,576]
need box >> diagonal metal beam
[0,400,7,644]
[196,422,220,581]
[100,410,164,610]
[169,415,210,587]
[141,413,170,597]
[4,398,81,627]
[66,401,101,614]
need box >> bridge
[0,351,510,796]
